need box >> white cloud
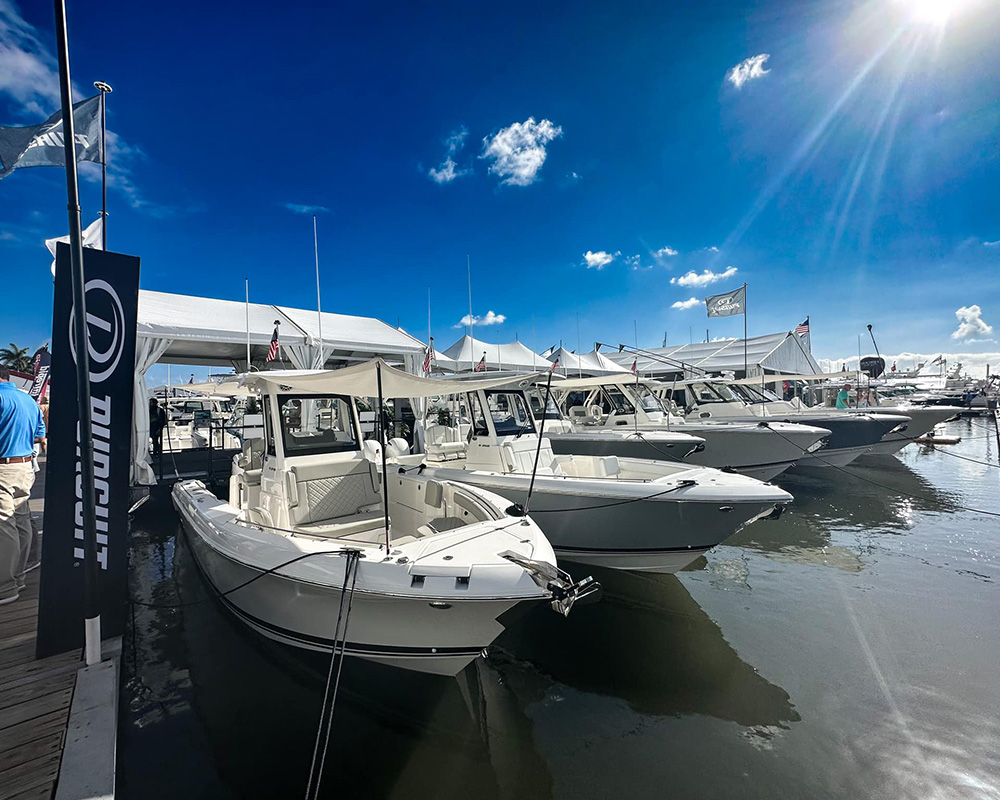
[984,240,1000,247]
[952,305,993,340]
[0,0,61,116]
[625,254,651,271]
[482,117,563,187]
[653,246,678,259]
[568,171,581,180]
[284,203,330,215]
[455,310,506,328]
[0,231,17,241]
[727,54,771,89]
[427,127,471,184]
[670,266,738,287]
[671,297,701,310]
[707,246,719,252]
[583,250,619,270]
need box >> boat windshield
[277,394,359,456]
[527,389,562,420]
[690,382,739,403]
[602,386,636,415]
[628,383,666,413]
[484,390,536,436]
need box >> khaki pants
[0,462,35,598]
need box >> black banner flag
[28,345,51,402]
[36,244,140,658]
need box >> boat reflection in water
[121,492,797,799]
[721,455,957,571]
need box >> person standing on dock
[149,397,166,457]
[0,367,46,605]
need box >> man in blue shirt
[0,367,46,604]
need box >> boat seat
[242,468,262,486]
[287,458,382,528]
[425,441,467,462]
[590,455,620,478]
[295,510,386,539]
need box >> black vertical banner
[37,244,140,658]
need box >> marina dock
[0,461,118,800]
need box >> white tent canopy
[547,347,631,377]
[442,334,551,372]
[607,331,821,378]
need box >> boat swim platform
[0,459,119,800]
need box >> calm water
[119,417,1000,799]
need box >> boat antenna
[376,361,390,551]
[523,367,555,515]
[866,324,881,361]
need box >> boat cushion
[288,459,382,527]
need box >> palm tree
[0,343,32,373]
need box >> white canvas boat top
[243,359,542,398]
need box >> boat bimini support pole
[376,362,390,551]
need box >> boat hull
[173,485,544,676]
[418,467,785,573]
[550,423,828,481]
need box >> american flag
[266,323,280,362]
[794,318,809,337]
[474,353,486,372]
[630,358,637,374]
[422,345,432,374]
[550,357,559,372]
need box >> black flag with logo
[36,245,140,658]
[0,95,101,179]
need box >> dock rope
[304,549,360,800]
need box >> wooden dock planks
[0,460,84,800]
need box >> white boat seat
[425,480,444,509]
[295,510,386,539]
[386,438,410,458]
[287,458,382,528]
[590,455,620,478]
[242,468,262,486]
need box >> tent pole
[743,283,748,378]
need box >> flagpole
[93,81,112,250]
[313,215,323,369]
[743,282,748,377]
[467,253,473,343]
[55,0,102,667]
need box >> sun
[905,0,960,25]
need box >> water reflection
[494,566,798,729]
[725,456,957,570]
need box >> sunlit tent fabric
[547,347,631,377]
[442,334,551,372]
[132,290,426,485]
[608,331,820,378]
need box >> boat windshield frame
[276,393,361,457]
[481,389,537,437]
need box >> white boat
[540,376,831,480]
[405,382,793,574]
[172,361,598,677]
[666,379,911,467]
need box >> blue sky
[2,0,999,379]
